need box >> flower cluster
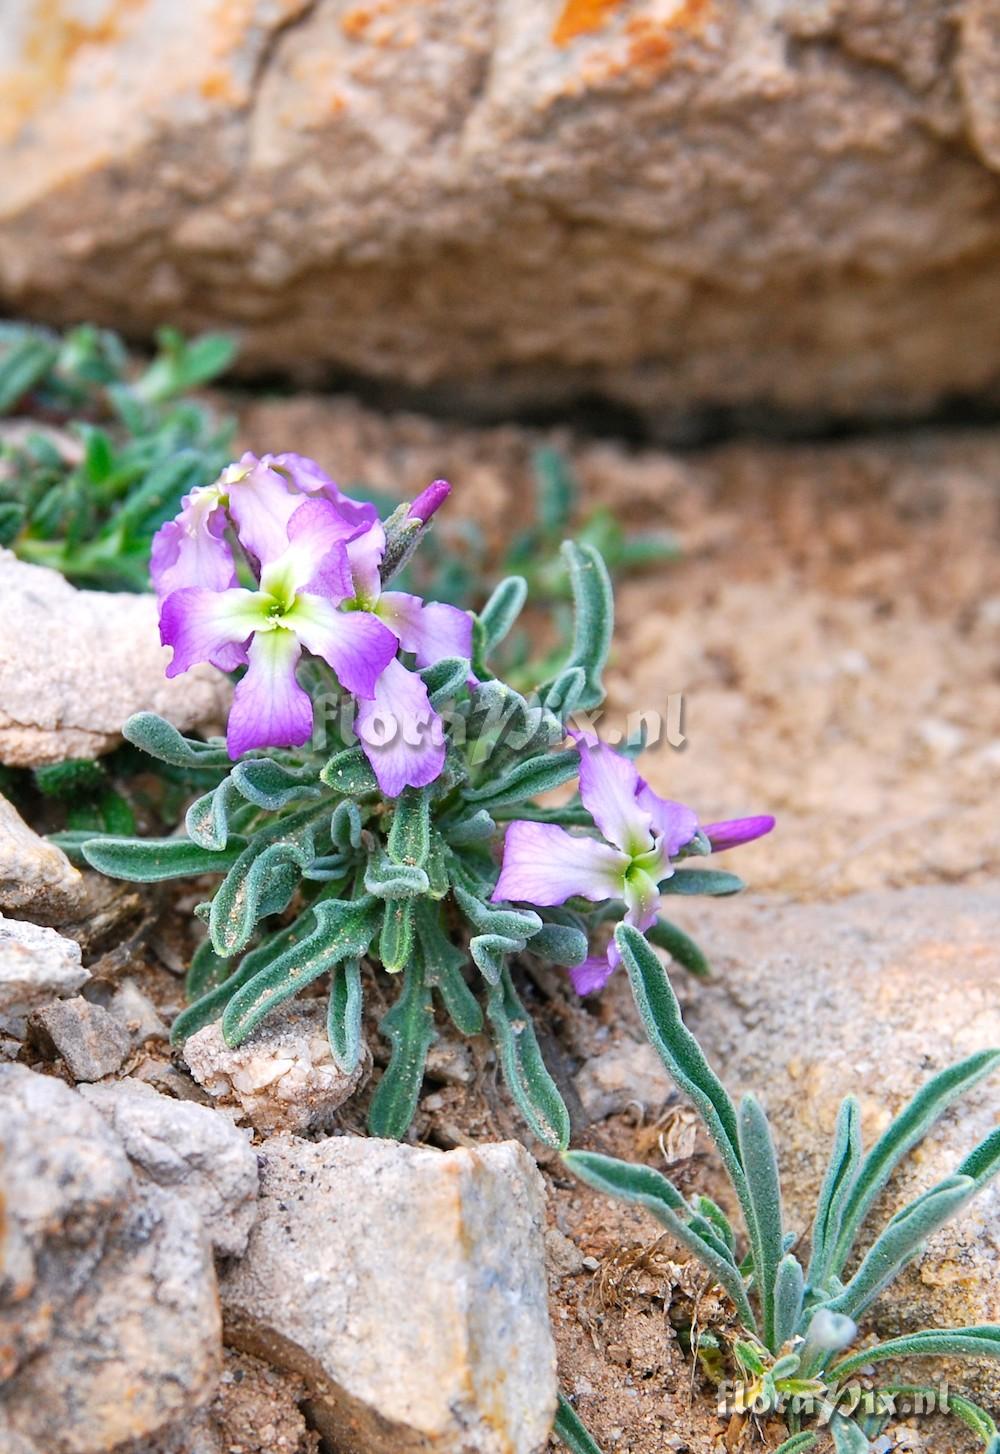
[151,452,471,795]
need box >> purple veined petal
[377,591,473,668]
[225,456,304,565]
[259,498,357,601]
[289,594,397,698]
[491,821,628,906]
[570,733,655,857]
[408,478,451,523]
[345,520,386,608]
[702,815,776,852]
[267,452,377,529]
[355,657,446,796]
[159,587,264,677]
[226,628,313,759]
[569,951,617,996]
[149,486,236,600]
[635,781,700,858]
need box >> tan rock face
[4,2,1000,424]
[221,1134,557,1454]
[0,792,86,924]
[676,885,1000,1407]
[0,551,229,767]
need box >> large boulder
[677,885,1000,1408]
[4,2,1000,426]
[0,552,229,767]
[220,1134,557,1454]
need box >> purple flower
[160,498,396,759]
[408,478,451,523]
[492,733,773,995]
[342,519,474,797]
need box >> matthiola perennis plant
[68,451,770,1143]
[561,926,1000,1454]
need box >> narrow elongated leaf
[830,1418,869,1454]
[171,914,311,1043]
[320,747,378,796]
[553,1393,604,1454]
[122,711,231,768]
[659,869,745,897]
[479,575,528,654]
[379,899,415,973]
[185,778,243,851]
[232,757,321,810]
[563,1150,756,1330]
[83,834,245,882]
[415,902,483,1035]
[455,886,542,985]
[327,959,363,1073]
[527,922,588,968]
[559,541,613,710]
[443,809,496,846]
[387,786,431,868]
[210,805,323,955]
[773,1254,806,1350]
[543,665,586,721]
[185,938,232,1000]
[691,1194,737,1255]
[330,800,363,851]
[883,1388,997,1445]
[424,829,450,898]
[616,924,747,1204]
[421,656,471,708]
[825,1175,975,1322]
[772,1435,818,1454]
[222,896,380,1045]
[831,1325,1000,1382]
[808,1096,862,1290]
[367,957,435,1139]
[738,1093,786,1350]
[488,967,570,1150]
[645,917,712,977]
[464,750,578,814]
[957,1124,1000,1192]
[831,1049,1000,1275]
[365,851,429,901]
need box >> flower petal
[570,734,654,856]
[259,498,357,601]
[159,587,264,677]
[345,520,386,608]
[290,594,397,698]
[569,952,617,996]
[408,478,450,523]
[150,486,236,600]
[355,657,446,796]
[636,782,700,858]
[702,815,775,852]
[225,455,304,565]
[377,591,473,668]
[491,821,627,906]
[267,452,377,529]
[226,628,313,758]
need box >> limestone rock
[574,1034,673,1122]
[30,994,131,1081]
[183,999,370,1135]
[220,1134,557,1454]
[0,791,86,924]
[0,912,88,1034]
[0,1065,222,1453]
[4,5,1000,427]
[0,551,229,766]
[80,1078,259,1258]
[680,885,1000,1405]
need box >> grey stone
[679,885,1000,1408]
[0,1065,222,1453]
[0,791,87,925]
[107,977,169,1047]
[4,6,1000,429]
[0,551,230,767]
[80,1078,259,1258]
[573,1034,673,1122]
[183,999,370,1135]
[0,912,88,1034]
[221,1134,557,1454]
[30,995,131,1081]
